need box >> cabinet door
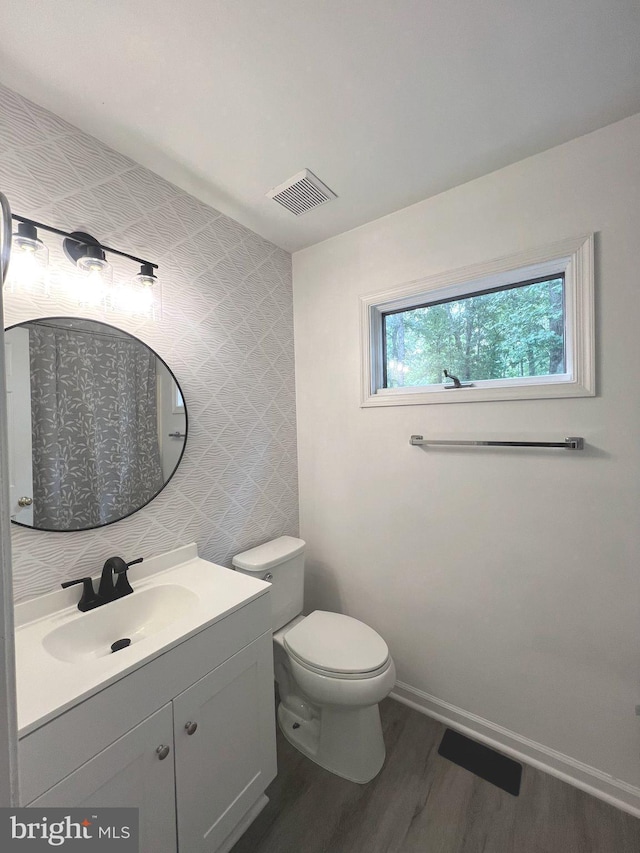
[30,704,177,853]
[173,632,277,853]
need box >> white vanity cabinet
[18,592,277,853]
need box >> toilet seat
[286,646,393,680]
[284,610,390,678]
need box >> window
[360,235,594,406]
[383,274,566,388]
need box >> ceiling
[1,1,640,253]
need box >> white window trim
[360,234,595,406]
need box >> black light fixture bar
[11,213,158,270]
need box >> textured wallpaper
[0,83,299,603]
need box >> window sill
[362,375,594,407]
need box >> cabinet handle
[185,721,198,736]
[156,745,171,760]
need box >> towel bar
[409,435,584,450]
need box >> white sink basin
[14,544,272,736]
[42,584,199,663]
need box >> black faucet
[62,556,144,611]
[61,577,103,612]
[98,556,144,602]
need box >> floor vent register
[438,729,522,796]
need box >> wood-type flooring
[231,697,640,853]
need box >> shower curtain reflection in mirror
[29,323,164,530]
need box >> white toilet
[232,536,395,784]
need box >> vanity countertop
[14,544,271,737]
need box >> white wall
[293,114,640,806]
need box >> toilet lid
[284,610,389,675]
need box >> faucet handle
[61,577,102,612]
[114,556,144,598]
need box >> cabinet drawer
[19,593,270,804]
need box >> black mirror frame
[5,315,189,533]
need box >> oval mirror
[4,316,187,531]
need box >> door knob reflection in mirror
[17,496,33,507]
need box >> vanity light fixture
[0,191,160,319]
[63,231,114,309]
[114,262,158,316]
[135,262,157,287]
[5,220,50,295]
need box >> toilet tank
[232,536,306,631]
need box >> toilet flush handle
[263,572,273,581]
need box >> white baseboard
[390,681,640,819]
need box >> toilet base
[277,701,386,784]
